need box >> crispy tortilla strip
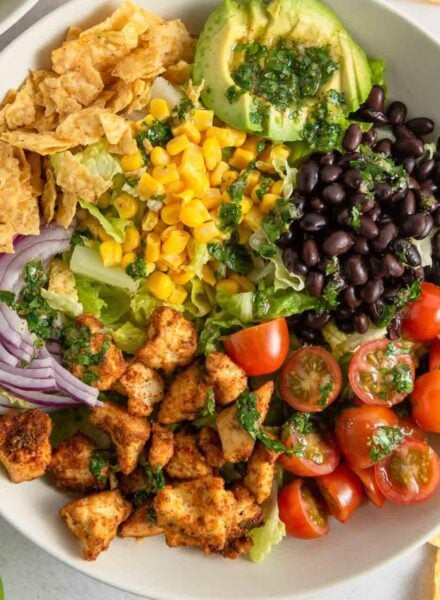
[56,190,77,228]
[112,47,164,83]
[28,152,43,197]
[52,150,110,203]
[104,80,134,113]
[0,223,13,253]
[141,20,196,67]
[434,547,440,600]
[0,78,37,130]
[164,61,192,85]
[126,79,151,113]
[41,158,57,223]
[65,26,82,42]
[0,130,73,154]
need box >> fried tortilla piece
[59,490,131,560]
[136,307,197,374]
[205,352,247,406]
[148,423,174,469]
[157,362,209,424]
[119,502,163,539]
[115,362,164,417]
[165,432,212,480]
[49,432,108,492]
[197,427,226,468]
[0,410,52,483]
[154,476,237,553]
[90,402,150,475]
[243,442,279,504]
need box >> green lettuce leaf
[130,285,161,326]
[185,279,213,318]
[51,141,122,181]
[271,156,298,199]
[79,199,130,243]
[189,242,210,278]
[70,245,137,293]
[253,287,318,320]
[41,288,83,318]
[112,322,146,353]
[216,289,254,323]
[75,275,130,325]
[322,321,387,360]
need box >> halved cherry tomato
[316,463,364,522]
[352,466,386,508]
[335,405,399,469]
[349,340,415,407]
[403,282,440,342]
[397,413,426,441]
[278,479,329,539]
[430,340,440,371]
[280,346,342,412]
[279,422,340,477]
[411,370,440,433]
[223,318,289,376]
[374,439,440,504]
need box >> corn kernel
[238,224,252,244]
[120,151,143,172]
[202,265,217,286]
[148,271,174,300]
[210,161,229,187]
[171,270,195,285]
[142,209,159,232]
[271,180,284,195]
[137,173,165,199]
[261,193,280,214]
[270,145,290,161]
[179,163,210,194]
[257,161,274,174]
[240,196,253,216]
[205,126,234,148]
[230,273,255,292]
[113,193,139,219]
[194,109,214,132]
[97,226,112,242]
[99,240,123,267]
[167,134,191,156]
[161,203,181,225]
[193,221,221,244]
[123,226,141,252]
[152,163,180,185]
[165,180,186,196]
[179,199,211,228]
[150,98,170,121]
[121,251,137,270]
[144,114,155,126]
[162,230,190,255]
[229,148,256,171]
[160,251,187,271]
[242,135,263,154]
[226,127,247,147]
[97,191,112,209]
[150,146,170,166]
[156,260,169,272]
[145,233,161,263]
[168,285,188,305]
[187,237,196,260]
[202,188,222,210]
[216,278,240,294]
[177,189,195,203]
[245,170,261,195]
[154,220,168,235]
[181,145,205,171]
[172,122,201,144]
[221,170,239,192]
[243,206,263,232]
[202,137,222,171]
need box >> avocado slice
[194,0,373,143]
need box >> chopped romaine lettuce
[41,288,83,318]
[216,289,254,323]
[70,246,137,293]
[79,199,131,243]
[130,285,161,326]
[323,321,387,360]
[271,156,298,198]
[112,322,146,353]
[74,276,130,325]
[189,242,210,278]
[185,279,213,318]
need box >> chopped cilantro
[71,230,93,247]
[350,206,361,231]
[375,303,396,328]
[61,323,111,385]
[147,507,157,524]
[262,197,302,242]
[302,90,345,152]
[207,241,252,275]
[219,161,256,232]
[135,120,172,151]
[318,382,334,407]
[144,465,166,495]
[394,279,422,308]
[173,97,195,120]
[200,387,216,417]
[256,177,273,201]
[350,146,409,199]
[287,412,315,435]
[126,256,147,280]
[384,342,399,357]
[226,85,244,103]
[369,425,404,462]
[390,364,414,394]
[0,291,16,306]
[257,140,266,154]
[89,450,108,484]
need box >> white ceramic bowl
[1,1,440,598]
[0,0,39,36]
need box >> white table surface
[1,1,440,599]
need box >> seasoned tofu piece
[60,490,131,561]
[243,442,279,504]
[221,485,263,559]
[119,503,163,539]
[222,536,253,560]
[49,432,108,492]
[157,362,209,424]
[154,476,237,553]
[136,307,197,374]
[71,313,126,390]
[118,467,148,499]
[165,432,211,480]
[148,422,174,469]
[90,402,150,475]
[197,427,225,468]
[115,362,164,417]
[216,382,274,463]
[0,409,52,483]
[206,352,247,406]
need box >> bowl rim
[0,0,39,36]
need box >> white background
[1,1,440,598]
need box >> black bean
[335,307,355,321]
[359,216,379,239]
[322,231,354,256]
[419,214,434,239]
[299,330,318,344]
[335,207,352,227]
[434,207,440,227]
[343,124,363,152]
[345,255,369,285]
[336,152,362,168]
[354,313,369,334]
[387,101,407,124]
[360,278,384,304]
[320,152,336,166]
[400,213,433,239]
[408,176,421,191]
[394,137,425,158]
[369,300,386,325]
[425,264,440,286]
[292,259,308,276]
[306,271,325,296]
[302,239,320,267]
[322,183,346,205]
[367,205,382,222]
[371,223,397,252]
[374,139,393,157]
[343,286,362,308]
[337,321,355,334]
[388,314,402,340]
[369,256,383,276]
[353,237,370,255]
[372,183,391,202]
[304,312,331,330]
[403,158,416,175]
[379,214,393,226]
[291,191,306,212]
[343,169,362,190]
[407,117,435,136]
[433,163,440,186]
[362,128,378,147]
[382,253,405,278]
[297,160,319,194]
[415,159,435,181]
[276,230,294,249]
[359,108,389,125]
[320,165,342,184]
[383,285,400,303]
[433,231,440,258]
[309,196,326,212]
[399,190,416,218]
[392,238,422,267]
[366,85,385,112]
[389,188,408,204]
[417,189,438,213]
[282,248,298,272]
[300,212,328,232]
[393,123,415,140]
[351,194,376,214]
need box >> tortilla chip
[0,77,37,130]
[65,26,82,42]
[41,158,57,223]
[434,547,440,600]
[56,190,77,228]
[431,534,440,548]
[99,111,136,153]
[0,130,73,154]
[28,152,43,197]
[142,20,196,67]
[126,79,151,113]
[53,150,110,203]
[0,223,13,253]
[104,80,134,113]
[82,1,161,40]
[111,46,164,83]
[164,61,192,85]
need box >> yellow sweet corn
[81,215,100,237]
[179,199,211,228]
[142,209,159,232]
[150,146,170,166]
[243,206,264,231]
[160,224,184,241]
[165,180,186,196]
[97,227,112,243]
[226,127,247,147]
[168,285,188,305]
[193,221,220,244]
[113,193,139,219]
[221,170,239,192]
[181,145,205,171]
[229,148,256,171]
[202,188,222,210]
[238,224,252,244]
[173,122,201,144]
[145,233,161,263]
[179,163,210,194]
[161,203,181,225]
[205,126,235,148]
[202,137,222,171]
[160,251,187,271]
[121,251,137,270]
[230,273,255,292]
[193,109,214,132]
[120,151,144,172]
[270,145,290,161]
[271,180,284,195]
[202,264,217,286]
[261,193,280,214]
[171,270,195,285]
[240,196,253,216]
[150,98,170,121]
[97,191,112,209]
[210,161,229,186]
[148,271,174,300]
[138,173,165,198]
[152,163,180,185]
[123,226,141,252]
[176,189,195,203]
[162,230,190,255]
[245,170,261,194]
[167,134,191,156]
[156,260,169,272]
[216,278,240,294]
[144,114,155,126]
[99,240,123,267]
[242,135,263,154]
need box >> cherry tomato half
[316,463,364,522]
[411,370,440,433]
[430,340,440,371]
[397,413,427,441]
[403,282,440,342]
[349,340,415,407]
[278,479,329,539]
[336,405,399,470]
[352,466,386,508]
[280,346,342,412]
[223,318,289,376]
[279,423,340,477]
[374,439,440,504]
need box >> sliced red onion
[0,390,77,409]
[0,344,18,367]
[0,373,57,392]
[1,337,34,362]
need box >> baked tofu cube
[243,442,279,504]
[157,362,209,424]
[148,422,174,469]
[0,409,52,483]
[165,432,211,480]
[221,485,263,559]
[116,362,164,417]
[206,352,247,406]
[119,503,163,539]
[154,476,236,553]
[60,490,131,560]
[49,432,108,492]
[197,427,225,468]
[136,307,197,374]
[90,402,150,475]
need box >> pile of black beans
[279,85,440,343]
